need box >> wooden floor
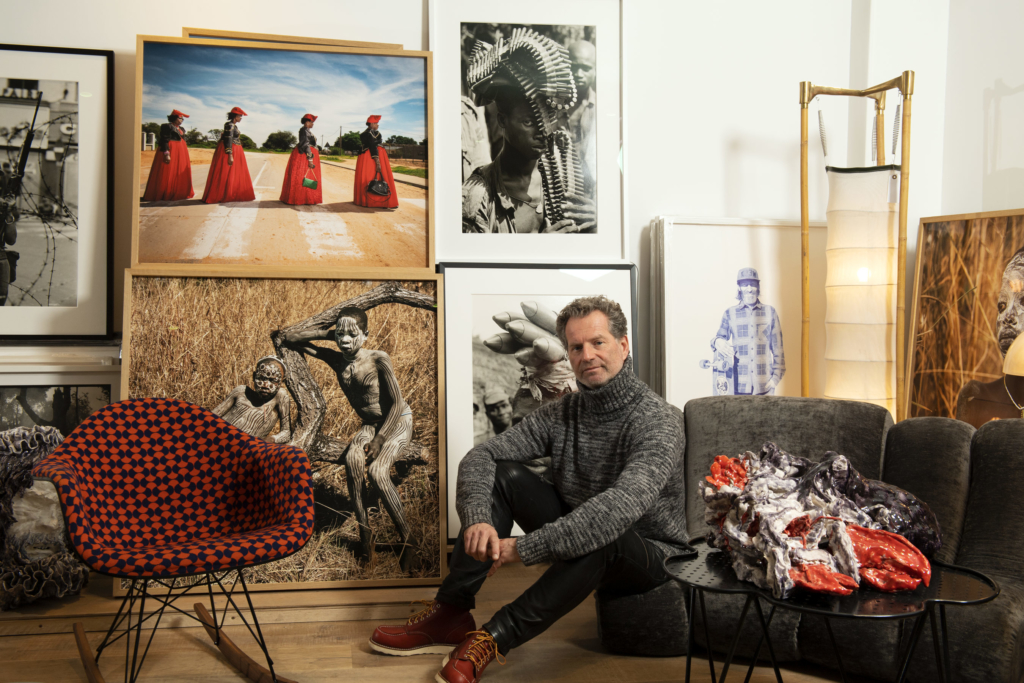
[0,564,861,683]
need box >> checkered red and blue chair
[33,397,314,683]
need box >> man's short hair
[336,307,369,334]
[555,295,628,346]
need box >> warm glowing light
[857,267,872,282]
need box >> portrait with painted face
[908,212,1024,423]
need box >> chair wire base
[76,569,289,683]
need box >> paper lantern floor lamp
[799,72,914,420]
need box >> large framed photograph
[906,209,1024,425]
[650,217,827,408]
[0,44,113,341]
[132,36,433,273]
[438,262,636,540]
[430,0,624,261]
[124,267,445,589]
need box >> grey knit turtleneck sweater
[456,355,688,565]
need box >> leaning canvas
[124,269,445,588]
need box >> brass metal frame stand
[799,72,915,421]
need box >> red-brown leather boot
[369,600,476,656]
[435,630,506,683]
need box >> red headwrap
[302,113,318,122]
[366,114,382,124]
[170,109,189,118]
[230,106,248,116]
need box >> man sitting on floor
[368,295,688,683]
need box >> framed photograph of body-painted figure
[649,216,827,410]
[131,35,433,275]
[905,208,1024,427]
[438,261,636,542]
[0,44,114,342]
[429,0,625,262]
[123,266,446,590]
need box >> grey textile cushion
[882,417,974,564]
[902,419,1024,683]
[682,396,893,539]
[594,580,689,656]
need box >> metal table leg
[699,590,719,683]
[686,587,696,683]
[929,605,947,683]
[743,604,775,683]
[752,597,784,683]
[941,605,951,681]
[895,611,928,683]
[823,617,847,683]
[718,593,754,682]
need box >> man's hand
[364,435,383,461]
[714,337,735,359]
[464,523,501,563]
[486,537,522,577]
[542,219,580,234]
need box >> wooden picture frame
[0,44,114,342]
[180,27,403,50]
[121,266,447,592]
[131,35,434,275]
[905,208,1024,421]
[437,261,636,542]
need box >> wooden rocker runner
[34,398,315,683]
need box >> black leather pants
[436,461,670,654]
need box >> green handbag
[302,167,318,190]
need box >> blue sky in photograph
[141,42,427,148]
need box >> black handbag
[367,170,390,197]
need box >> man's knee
[493,460,534,490]
[346,446,366,471]
[367,458,392,486]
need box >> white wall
[941,0,1024,214]
[0,0,429,332]
[624,0,950,383]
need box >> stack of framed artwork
[649,216,828,408]
[124,28,445,592]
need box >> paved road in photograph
[137,152,427,268]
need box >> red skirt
[202,143,256,204]
[142,139,194,201]
[353,147,399,208]
[279,147,322,205]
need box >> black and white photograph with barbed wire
[460,23,597,234]
[1,76,79,307]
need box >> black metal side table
[665,544,999,683]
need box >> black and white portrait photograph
[1,76,79,307]
[471,294,578,446]
[441,262,636,539]
[460,22,596,235]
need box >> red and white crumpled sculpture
[700,443,939,599]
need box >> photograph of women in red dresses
[353,115,399,209]
[279,113,322,205]
[202,107,256,204]
[141,109,194,201]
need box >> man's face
[739,280,759,306]
[499,100,545,161]
[485,399,512,429]
[253,361,283,398]
[335,317,367,355]
[565,310,629,389]
[996,262,1024,356]
[569,41,596,96]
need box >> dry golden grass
[910,214,1024,417]
[128,277,440,583]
